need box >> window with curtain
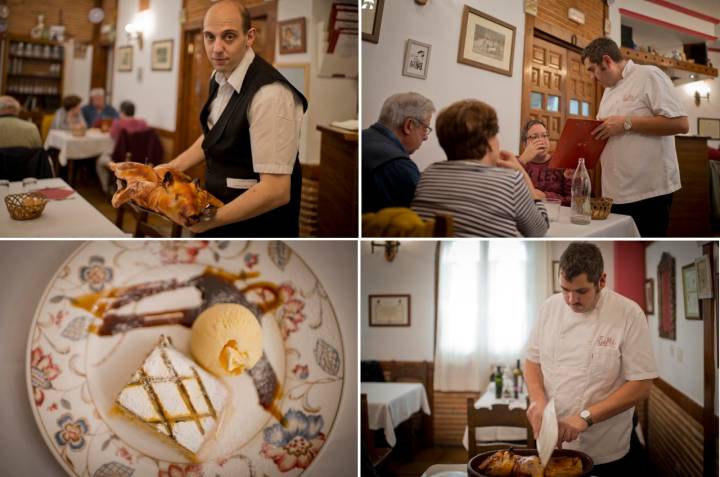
[434,241,549,392]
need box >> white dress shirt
[596,60,686,204]
[207,48,304,175]
[526,289,658,464]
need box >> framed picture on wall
[552,260,561,293]
[698,117,720,139]
[681,263,700,319]
[369,294,410,326]
[457,5,516,77]
[402,39,431,79]
[151,39,174,71]
[362,0,384,43]
[117,46,132,72]
[657,252,676,340]
[695,255,714,300]
[278,17,306,54]
[644,278,654,315]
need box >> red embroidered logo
[597,335,616,347]
[622,94,635,102]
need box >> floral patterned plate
[26,241,345,477]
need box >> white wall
[645,241,706,405]
[361,241,437,361]
[549,241,616,291]
[362,0,526,172]
[112,0,182,131]
[678,50,720,149]
[62,41,93,101]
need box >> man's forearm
[524,359,547,404]
[587,379,652,424]
[211,174,290,227]
[629,115,689,136]
[167,135,205,172]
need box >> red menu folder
[548,119,607,169]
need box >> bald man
[163,0,307,237]
[0,96,41,149]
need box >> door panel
[527,37,566,151]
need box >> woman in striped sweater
[411,99,549,237]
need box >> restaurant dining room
[360,239,719,477]
[0,0,358,238]
[362,0,720,238]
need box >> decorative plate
[26,241,345,477]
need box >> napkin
[35,187,75,200]
[537,398,558,468]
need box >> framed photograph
[362,0,384,43]
[681,263,700,319]
[278,17,306,54]
[644,278,654,315]
[151,39,173,71]
[457,5,516,77]
[657,252,676,340]
[698,117,720,139]
[552,261,561,293]
[695,255,714,299]
[275,62,310,99]
[117,46,132,72]
[369,294,410,327]
[402,39,431,79]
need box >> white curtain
[434,241,550,392]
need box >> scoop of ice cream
[190,303,263,376]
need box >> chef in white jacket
[525,242,657,476]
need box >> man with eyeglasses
[362,92,435,213]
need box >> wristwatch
[580,409,593,427]
[623,116,632,132]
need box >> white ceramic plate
[26,241,345,477]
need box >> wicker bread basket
[4,192,48,220]
[591,197,613,220]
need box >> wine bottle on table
[495,366,503,399]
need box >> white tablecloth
[0,241,358,477]
[44,129,114,166]
[462,383,528,450]
[547,206,640,237]
[362,382,432,447]
[0,178,127,237]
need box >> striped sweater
[411,161,549,237]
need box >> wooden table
[317,125,358,237]
[1,178,127,237]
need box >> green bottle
[495,365,503,399]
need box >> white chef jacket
[526,289,657,464]
[597,60,686,204]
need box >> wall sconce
[124,10,154,50]
[684,80,710,107]
[371,241,400,262]
[694,90,710,106]
[125,22,144,49]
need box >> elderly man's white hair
[89,88,105,98]
[0,95,21,115]
[377,92,435,131]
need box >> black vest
[199,54,308,237]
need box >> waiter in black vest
[163,0,307,237]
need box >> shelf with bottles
[5,78,61,96]
[8,41,64,61]
[7,58,62,78]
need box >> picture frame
[457,5,516,77]
[361,0,384,44]
[151,39,174,71]
[117,46,132,72]
[278,17,306,54]
[681,263,700,319]
[402,39,431,80]
[695,255,714,300]
[698,117,720,139]
[657,252,676,340]
[552,260,561,293]
[644,278,654,315]
[369,294,411,327]
[274,62,310,99]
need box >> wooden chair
[41,113,55,143]
[361,393,392,468]
[466,400,535,459]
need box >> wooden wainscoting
[648,378,718,477]
[433,391,478,446]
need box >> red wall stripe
[646,0,720,25]
[614,242,647,312]
[619,8,718,42]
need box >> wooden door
[525,37,566,153]
[247,1,277,64]
[566,50,595,121]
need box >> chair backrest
[0,147,54,180]
[361,393,372,451]
[466,399,535,459]
[41,114,55,142]
[433,212,454,236]
[112,128,164,165]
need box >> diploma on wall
[549,119,607,169]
